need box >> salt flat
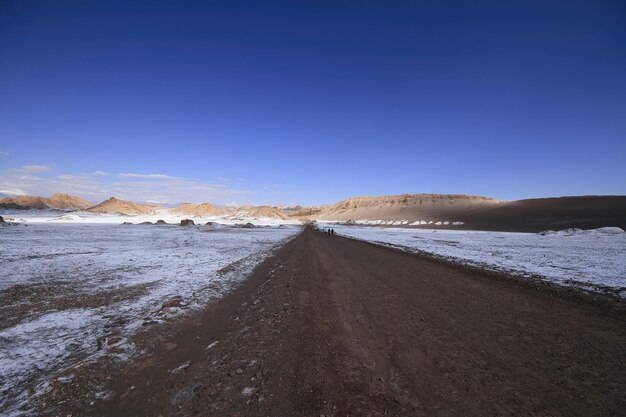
[0,209,301,226]
[329,225,626,296]
[0,222,300,416]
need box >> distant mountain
[2,192,625,231]
[235,205,290,220]
[0,193,92,210]
[312,194,501,222]
[279,205,330,218]
[170,203,228,217]
[301,193,626,232]
[86,197,158,215]
[47,193,93,210]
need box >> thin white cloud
[0,187,26,196]
[118,173,181,179]
[0,165,277,205]
[216,176,246,182]
[0,151,12,156]
[20,164,52,173]
[58,171,111,180]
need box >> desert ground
[1,218,625,417]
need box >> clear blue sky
[1,0,625,205]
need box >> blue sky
[1,0,625,205]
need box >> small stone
[162,296,185,308]
[235,368,243,375]
[170,361,190,374]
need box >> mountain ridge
[86,197,158,215]
[2,193,625,231]
[0,193,92,210]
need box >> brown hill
[315,194,502,222]
[47,193,92,210]
[280,205,330,219]
[0,193,92,210]
[311,194,626,232]
[170,203,228,217]
[236,205,290,220]
[86,197,158,215]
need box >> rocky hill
[86,197,158,215]
[0,193,92,210]
[170,203,228,217]
[3,192,625,231]
[306,194,626,232]
[236,205,290,220]
[314,194,502,222]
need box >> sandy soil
[38,227,626,416]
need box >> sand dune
[86,197,158,215]
[453,196,626,232]
[0,193,92,210]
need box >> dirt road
[52,227,625,417]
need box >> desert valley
[1,192,625,416]
[3,192,626,231]
[2,1,626,415]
